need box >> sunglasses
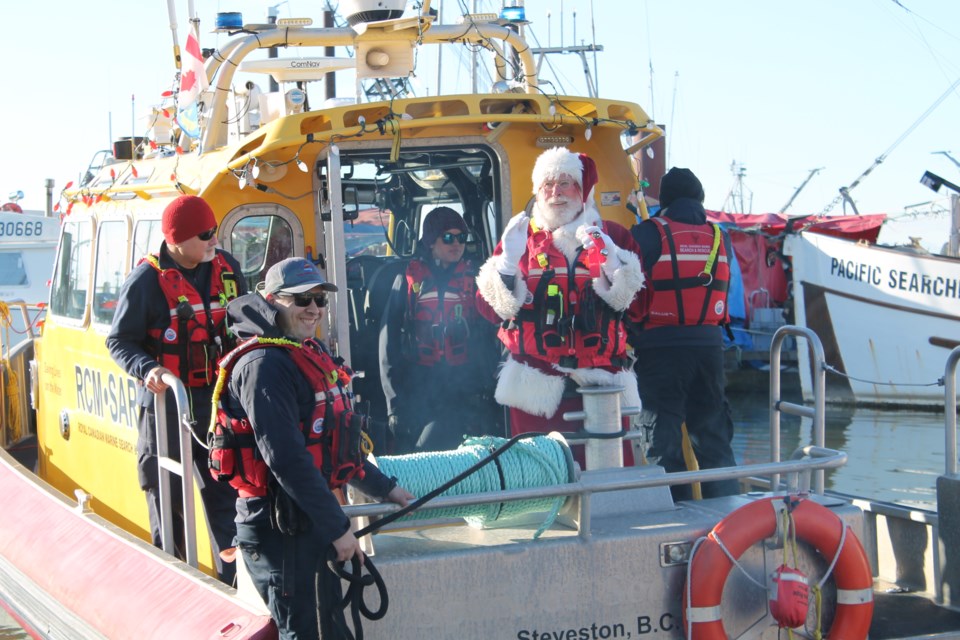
[197,226,218,241]
[282,292,328,308]
[441,231,470,245]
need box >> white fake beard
[536,197,583,231]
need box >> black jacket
[223,293,395,542]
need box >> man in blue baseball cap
[209,257,413,639]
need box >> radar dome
[340,0,406,27]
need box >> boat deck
[871,580,960,639]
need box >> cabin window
[132,219,163,268]
[50,219,93,320]
[230,215,295,291]
[92,221,128,325]
[0,252,28,286]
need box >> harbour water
[728,382,947,510]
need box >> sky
[2,0,959,250]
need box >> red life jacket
[499,221,628,369]
[207,337,370,498]
[141,252,240,387]
[645,217,731,328]
[404,259,477,367]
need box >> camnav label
[517,613,676,639]
[75,365,139,429]
[830,258,960,299]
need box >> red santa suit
[475,148,650,465]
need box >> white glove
[577,225,622,276]
[498,213,530,276]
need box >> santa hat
[531,147,599,203]
[161,195,216,244]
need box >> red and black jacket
[403,259,478,367]
[141,252,239,387]
[208,337,370,498]
[645,217,730,328]
[499,220,629,370]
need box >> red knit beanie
[161,195,217,244]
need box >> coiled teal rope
[374,435,573,538]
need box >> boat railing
[201,20,539,153]
[154,373,199,569]
[769,325,827,493]
[346,445,847,540]
[945,345,960,476]
[1,299,42,450]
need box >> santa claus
[476,147,649,456]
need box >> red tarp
[705,211,886,243]
[704,211,887,322]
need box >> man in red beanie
[475,147,651,467]
[107,194,247,583]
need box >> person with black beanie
[379,206,501,452]
[629,167,740,501]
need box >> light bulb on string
[549,102,557,117]
[238,172,247,190]
[585,126,592,141]
[297,158,308,172]
[251,162,261,179]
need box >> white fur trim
[477,256,528,320]
[495,357,567,418]
[592,246,645,312]
[564,368,641,415]
[532,147,584,195]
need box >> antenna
[933,151,960,171]
[722,161,752,214]
[779,167,824,214]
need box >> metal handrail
[154,373,199,568]
[945,346,960,476]
[347,445,847,536]
[770,325,826,493]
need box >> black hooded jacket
[221,292,395,542]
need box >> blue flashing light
[216,12,243,31]
[499,6,526,22]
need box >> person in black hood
[213,257,413,640]
[629,168,739,501]
[379,207,500,453]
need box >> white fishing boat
[3,1,960,638]
[0,206,58,322]
[785,230,960,407]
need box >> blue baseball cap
[262,258,338,295]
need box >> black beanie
[659,167,704,208]
[421,206,468,246]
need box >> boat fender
[682,495,873,640]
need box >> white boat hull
[784,232,960,406]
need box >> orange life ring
[683,496,873,639]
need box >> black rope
[317,426,609,638]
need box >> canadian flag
[179,32,208,107]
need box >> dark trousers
[236,520,332,640]
[139,395,238,584]
[635,345,739,501]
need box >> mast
[779,167,823,214]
